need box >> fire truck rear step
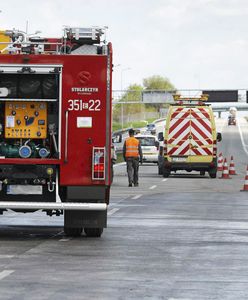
[0,202,107,211]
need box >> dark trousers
[126,157,139,185]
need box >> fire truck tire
[84,227,103,237]
[163,168,170,178]
[111,164,114,184]
[158,166,163,175]
[64,227,82,237]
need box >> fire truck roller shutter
[0,74,58,99]
[62,186,108,201]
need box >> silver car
[135,134,159,164]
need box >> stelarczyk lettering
[71,87,99,92]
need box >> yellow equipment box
[5,101,47,139]
[0,30,11,54]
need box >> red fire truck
[0,26,112,237]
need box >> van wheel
[200,171,205,176]
[209,169,217,178]
[64,227,82,237]
[163,168,170,178]
[84,228,103,237]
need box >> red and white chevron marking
[168,107,213,156]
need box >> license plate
[172,157,187,162]
[7,185,43,195]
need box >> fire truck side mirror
[217,132,222,142]
[158,132,164,141]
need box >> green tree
[143,75,175,90]
[113,84,143,123]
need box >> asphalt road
[0,117,248,299]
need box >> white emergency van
[158,95,222,178]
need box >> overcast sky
[1,0,248,91]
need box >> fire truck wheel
[163,168,170,178]
[158,166,163,175]
[111,164,114,184]
[64,227,82,237]
[84,228,103,237]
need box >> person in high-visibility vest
[123,129,143,187]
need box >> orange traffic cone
[229,156,237,175]
[217,152,224,172]
[220,158,231,179]
[241,166,248,191]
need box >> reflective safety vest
[125,137,139,157]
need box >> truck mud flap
[64,209,107,229]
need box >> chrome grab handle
[65,110,69,163]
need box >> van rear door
[167,107,191,158]
[189,107,213,157]
[167,106,213,161]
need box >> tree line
[113,75,175,123]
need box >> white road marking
[0,255,14,259]
[132,194,142,200]
[59,238,71,242]
[52,231,64,239]
[0,270,15,280]
[149,185,157,190]
[162,178,168,182]
[168,298,191,300]
[237,119,248,156]
[108,208,120,216]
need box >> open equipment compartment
[0,64,61,203]
[0,64,61,160]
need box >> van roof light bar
[173,94,209,105]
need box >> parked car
[228,115,236,126]
[146,123,156,135]
[135,134,159,164]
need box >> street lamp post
[120,68,131,129]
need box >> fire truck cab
[0,26,113,237]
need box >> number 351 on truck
[0,26,113,237]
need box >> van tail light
[164,140,167,155]
[92,147,105,180]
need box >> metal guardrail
[112,127,132,137]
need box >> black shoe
[128,183,132,187]
[134,183,139,187]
